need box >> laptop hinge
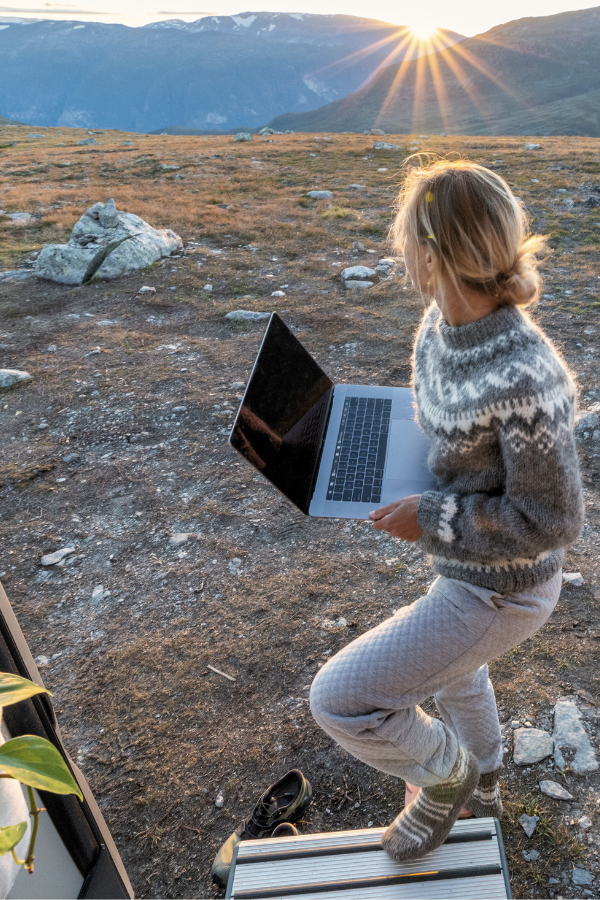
[306,386,335,512]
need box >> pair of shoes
[211,769,312,887]
[382,746,479,863]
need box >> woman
[310,159,584,862]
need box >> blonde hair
[390,158,547,308]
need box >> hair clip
[427,233,434,239]
[425,191,434,203]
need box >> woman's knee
[309,657,344,729]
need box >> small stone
[170,533,191,545]
[573,866,593,886]
[576,411,600,433]
[138,285,156,294]
[0,369,32,390]
[306,190,334,199]
[554,698,599,773]
[215,792,224,807]
[34,655,50,667]
[92,585,105,602]
[98,198,119,228]
[372,141,399,150]
[523,849,540,861]
[271,290,286,297]
[539,780,574,800]
[230,382,245,389]
[524,142,541,150]
[62,453,81,465]
[514,728,553,765]
[519,813,539,837]
[341,265,377,281]
[228,558,242,573]
[578,816,592,829]
[203,284,213,291]
[41,547,75,566]
[563,572,584,586]
[344,281,373,289]
[224,310,270,322]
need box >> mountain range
[0,13,462,133]
[268,6,600,136]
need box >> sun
[406,22,439,41]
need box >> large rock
[372,141,399,150]
[539,780,573,800]
[35,199,182,285]
[0,369,32,390]
[36,244,107,285]
[341,265,376,280]
[513,728,553,765]
[553,698,598,774]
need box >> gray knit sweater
[414,302,584,592]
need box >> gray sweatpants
[310,569,562,787]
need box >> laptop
[229,313,436,519]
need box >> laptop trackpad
[385,419,432,482]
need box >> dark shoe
[272,823,300,837]
[211,769,312,886]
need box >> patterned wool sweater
[413,302,584,592]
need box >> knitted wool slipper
[381,746,480,862]
[467,765,503,818]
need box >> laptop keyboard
[326,397,391,504]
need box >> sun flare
[406,22,439,42]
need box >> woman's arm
[415,413,584,559]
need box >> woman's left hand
[368,495,423,541]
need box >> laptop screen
[229,313,333,513]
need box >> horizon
[1,0,599,37]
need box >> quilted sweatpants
[310,569,562,787]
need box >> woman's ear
[423,245,435,276]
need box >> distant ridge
[266,6,600,137]
[0,13,462,132]
[0,113,24,126]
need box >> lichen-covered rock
[372,141,399,150]
[35,244,108,285]
[93,230,181,279]
[234,132,253,142]
[35,199,182,285]
[553,698,598,773]
[0,369,32,390]
[513,728,553,765]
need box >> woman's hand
[368,495,423,541]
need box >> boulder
[36,244,107,285]
[370,128,385,135]
[524,143,541,150]
[345,281,373,290]
[372,142,399,150]
[234,132,253,142]
[0,369,32,390]
[553,698,598,773]
[259,127,275,135]
[35,199,182,285]
[306,190,334,199]
[77,138,96,145]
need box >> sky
[1,0,598,36]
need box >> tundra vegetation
[0,125,599,897]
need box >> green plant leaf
[0,737,83,801]
[0,673,51,708]
[0,821,27,855]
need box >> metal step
[226,817,511,900]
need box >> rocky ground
[0,124,600,898]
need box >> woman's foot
[382,746,479,862]
[467,765,503,818]
[405,781,474,818]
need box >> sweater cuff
[417,491,443,534]
[417,491,459,544]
